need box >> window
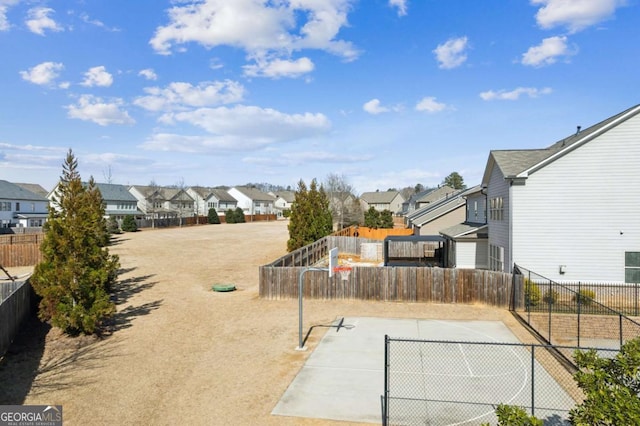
[473,201,478,220]
[31,203,35,212]
[15,202,20,212]
[489,197,503,221]
[489,244,504,272]
[0,202,10,211]
[625,252,640,283]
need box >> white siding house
[227,187,276,216]
[439,186,488,269]
[481,104,640,283]
[0,180,49,229]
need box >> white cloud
[363,99,389,115]
[389,0,408,16]
[532,0,624,33]
[521,36,573,67]
[433,36,469,69]
[79,13,120,32]
[138,68,158,81]
[243,57,314,78]
[66,95,135,126]
[149,0,359,63]
[134,80,245,112]
[20,61,64,86]
[26,7,63,36]
[415,97,447,113]
[143,105,331,153]
[0,1,20,31]
[81,66,113,87]
[479,87,553,101]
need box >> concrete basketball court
[272,317,575,425]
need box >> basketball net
[333,266,352,281]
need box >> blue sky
[0,0,637,193]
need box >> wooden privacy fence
[0,234,43,267]
[259,266,513,306]
[261,235,514,306]
[0,278,34,358]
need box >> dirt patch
[1,221,541,425]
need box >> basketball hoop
[333,265,352,281]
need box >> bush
[542,289,559,305]
[524,279,541,307]
[480,404,542,426]
[570,337,640,424]
[207,208,220,224]
[107,216,120,234]
[225,207,245,224]
[121,215,138,232]
[572,289,596,306]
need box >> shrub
[107,216,120,234]
[207,208,220,224]
[524,279,541,307]
[542,289,559,305]
[480,404,542,426]
[121,215,138,232]
[572,289,596,306]
[570,337,640,424]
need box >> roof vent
[576,125,581,134]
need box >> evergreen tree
[287,179,333,251]
[121,215,138,232]
[225,209,236,223]
[234,207,246,223]
[442,172,466,190]
[364,206,381,228]
[31,150,119,335]
[107,216,120,234]
[207,208,220,224]
[379,209,394,229]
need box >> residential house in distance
[440,186,488,269]
[402,185,455,214]
[227,186,276,217]
[187,186,237,217]
[129,185,193,220]
[95,183,141,221]
[0,180,49,229]
[482,104,640,283]
[405,187,468,236]
[271,190,295,218]
[15,183,49,198]
[360,190,405,215]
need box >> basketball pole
[296,266,328,351]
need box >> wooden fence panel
[259,264,514,307]
[0,279,33,357]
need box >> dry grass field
[0,220,540,425]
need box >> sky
[0,0,638,194]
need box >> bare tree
[324,173,357,230]
[147,179,162,229]
[102,165,113,184]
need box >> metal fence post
[635,283,638,317]
[531,345,535,417]
[620,314,623,348]
[577,281,581,348]
[383,335,390,426]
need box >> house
[405,188,466,236]
[402,185,456,214]
[0,180,49,229]
[129,185,191,219]
[440,185,488,269]
[360,191,405,214]
[271,190,295,218]
[187,186,237,217]
[481,104,640,283]
[227,186,276,216]
[94,183,141,221]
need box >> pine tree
[364,206,381,228]
[121,215,138,232]
[287,179,333,251]
[31,150,119,335]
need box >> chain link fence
[383,336,617,426]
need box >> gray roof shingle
[0,180,48,201]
